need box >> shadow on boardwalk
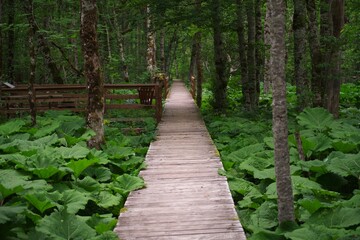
[115,80,246,240]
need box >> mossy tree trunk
[80,0,105,149]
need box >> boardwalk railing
[0,83,164,122]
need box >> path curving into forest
[114,80,246,240]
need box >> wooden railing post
[155,83,162,123]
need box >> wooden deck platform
[114,81,246,240]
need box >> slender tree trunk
[264,1,272,93]
[236,0,249,102]
[255,0,263,93]
[324,0,344,117]
[270,0,295,224]
[7,0,15,83]
[113,9,129,82]
[307,0,323,107]
[195,31,203,107]
[293,0,309,111]
[246,0,258,111]
[146,5,156,81]
[25,0,36,125]
[212,0,228,111]
[160,30,166,73]
[189,35,197,99]
[80,0,105,149]
[0,0,3,80]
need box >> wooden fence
[0,83,164,122]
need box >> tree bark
[270,0,295,224]
[306,0,322,106]
[0,0,3,80]
[189,35,197,99]
[263,1,272,93]
[195,30,203,107]
[293,0,309,111]
[212,0,228,111]
[113,8,129,82]
[80,0,105,149]
[246,0,258,111]
[146,5,156,81]
[236,0,248,103]
[25,0,36,125]
[324,0,344,117]
[7,0,15,83]
[255,0,263,93]
[160,30,166,73]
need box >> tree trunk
[325,0,344,117]
[236,0,248,102]
[0,0,3,80]
[293,0,309,111]
[189,35,197,99]
[263,1,272,93]
[25,0,36,125]
[113,9,129,82]
[270,0,295,225]
[160,30,166,73]
[255,0,263,93]
[80,0,105,149]
[195,31,203,107]
[7,0,15,83]
[146,5,156,81]
[246,0,258,111]
[212,0,228,111]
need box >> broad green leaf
[249,230,284,240]
[58,144,90,159]
[116,156,144,172]
[332,141,358,153]
[112,174,145,195]
[61,189,90,214]
[239,156,273,174]
[253,168,276,180]
[326,152,360,178]
[73,176,101,192]
[298,198,323,214]
[34,121,61,138]
[95,191,122,208]
[228,178,259,196]
[67,158,99,178]
[308,207,360,228]
[0,170,30,198]
[250,201,278,229]
[32,134,59,147]
[24,193,57,214]
[297,108,335,133]
[105,146,134,159]
[37,209,96,239]
[284,224,352,240]
[227,143,264,162]
[86,214,117,234]
[59,119,86,135]
[0,119,26,136]
[0,206,27,224]
[83,166,112,182]
[27,154,61,179]
[298,160,328,174]
[90,231,119,240]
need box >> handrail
[0,83,164,123]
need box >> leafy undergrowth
[204,107,360,240]
[0,111,155,239]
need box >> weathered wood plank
[114,81,246,240]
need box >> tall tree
[7,0,15,83]
[80,0,105,149]
[195,0,203,107]
[212,0,228,111]
[255,0,264,91]
[263,1,272,93]
[25,0,36,125]
[246,0,258,111]
[293,0,309,111]
[0,0,3,80]
[270,0,295,224]
[236,0,248,105]
[306,0,322,106]
[146,5,156,80]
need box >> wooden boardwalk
[115,81,246,240]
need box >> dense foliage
[0,111,155,239]
[203,83,360,239]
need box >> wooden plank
[115,81,246,240]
